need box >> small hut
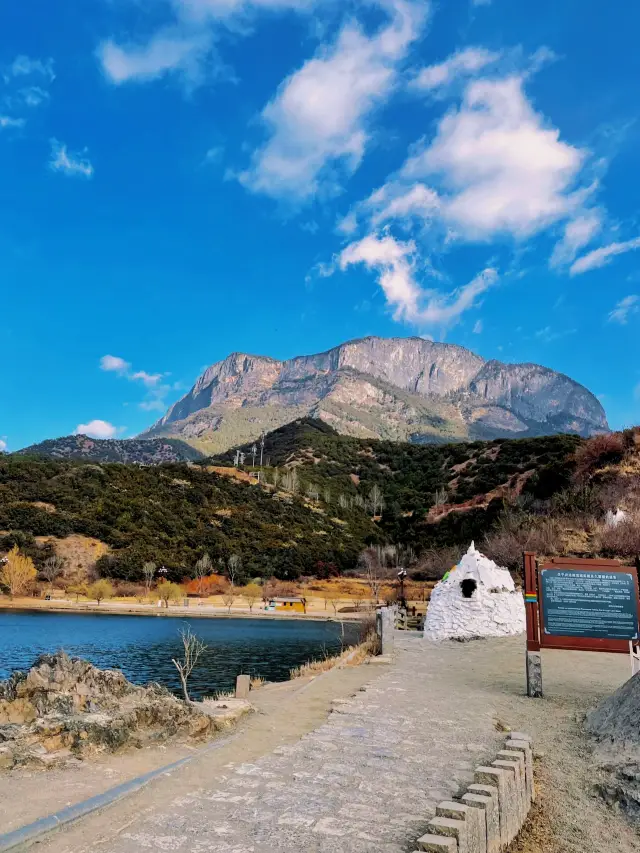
[267,597,307,613]
[424,542,525,641]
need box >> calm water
[0,611,359,699]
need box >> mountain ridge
[142,335,607,453]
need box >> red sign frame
[524,553,640,654]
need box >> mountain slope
[16,435,203,464]
[1,420,583,583]
[142,336,607,453]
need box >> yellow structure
[270,597,306,613]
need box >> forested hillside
[0,455,377,581]
[209,418,582,553]
[4,418,625,586]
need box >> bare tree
[142,561,156,596]
[272,467,279,488]
[282,467,299,494]
[323,487,332,505]
[41,555,65,591]
[194,553,212,596]
[328,592,341,617]
[338,493,348,510]
[359,547,384,604]
[242,582,261,612]
[171,627,207,702]
[227,554,242,586]
[221,583,235,613]
[368,484,385,517]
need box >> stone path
[87,636,505,853]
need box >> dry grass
[506,773,558,853]
[289,630,379,680]
[574,432,625,483]
[250,676,265,690]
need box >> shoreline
[0,599,367,622]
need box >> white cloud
[399,75,585,241]
[100,355,171,410]
[239,1,427,201]
[350,182,440,231]
[74,420,120,440]
[570,237,640,276]
[550,211,602,268]
[607,295,639,325]
[19,86,49,107]
[99,30,213,85]
[473,319,483,333]
[413,47,500,91]
[132,370,164,386]
[6,55,55,82]
[0,439,7,452]
[49,140,94,179]
[338,232,497,327]
[97,0,319,85]
[0,116,25,129]
[100,355,131,373]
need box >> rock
[0,747,15,769]
[0,698,37,725]
[0,651,225,770]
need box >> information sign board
[540,569,639,641]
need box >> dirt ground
[0,655,382,834]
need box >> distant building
[267,597,307,613]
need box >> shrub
[598,514,640,559]
[482,512,562,571]
[573,433,625,483]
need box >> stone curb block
[504,738,534,805]
[415,834,458,852]
[421,734,534,853]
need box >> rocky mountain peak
[142,336,608,453]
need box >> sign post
[524,553,640,698]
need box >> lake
[0,611,361,699]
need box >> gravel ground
[13,634,639,853]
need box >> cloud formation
[99,31,213,85]
[607,295,638,325]
[413,46,499,91]
[5,55,55,82]
[98,0,318,85]
[570,237,640,276]
[74,420,120,439]
[100,354,131,373]
[400,75,585,240]
[99,355,172,411]
[550,211,602,269]
[49,140,94,179]
[0,115,25,129]
[0,439,7,452]
[239,1,427,201]
[339,232,497,327]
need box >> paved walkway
[58,636,505,853]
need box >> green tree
[87,578,114,605]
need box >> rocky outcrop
[142,336,608,452]
[0,652,247,770]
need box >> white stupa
[424,542,526,641]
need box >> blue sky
[2,0,640,450]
